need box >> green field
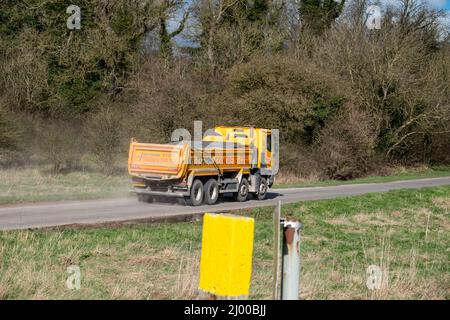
[0,186,448,299]
[1,166,450,205]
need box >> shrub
[37,121,85,173]
[315,106,378,180]
[0,108,21,151]
[278,143,321,180]
[85,106,122,175]
[226,55,346,144]
[0,106,23,167]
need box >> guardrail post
[281,219,301,300]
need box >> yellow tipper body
[128,126,272,179]
[199,213,255,297]
[127,126,277,206]
[128,142,190,178]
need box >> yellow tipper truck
[128,126,278,206]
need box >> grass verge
[0,186,448,299]
[0,168,130,205]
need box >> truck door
[257,129,271,170]
[266,131,272,169]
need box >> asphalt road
[0,177,449,230]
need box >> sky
[428,0,450,32]
[428,0,450,10]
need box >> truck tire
[234,177,249,202]
[204,179,219,205]
[255,177,268,200]
[189,179,204,206]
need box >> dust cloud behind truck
[128,126,279,206]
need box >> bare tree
[158,0,190,60]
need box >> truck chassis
[132,169,274,206]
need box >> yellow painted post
[199,213,255,298]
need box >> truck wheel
[204,179,219,205]
[255,177,268,200]
[189,179,204,206]
[234,178,249,202]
